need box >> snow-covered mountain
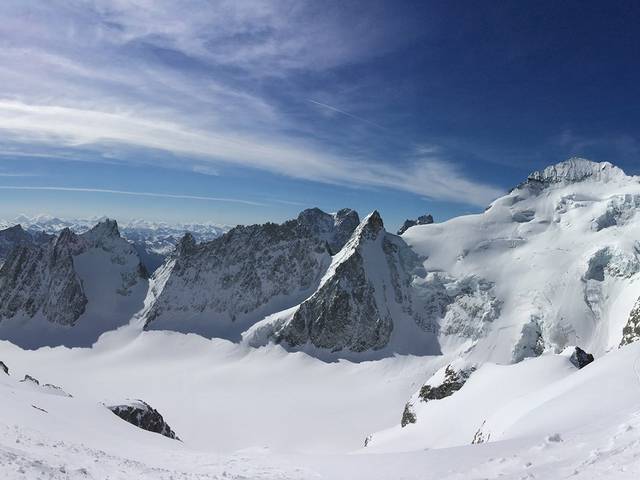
[247,211,440,356]
[0,215,229,272]
[399,157,640,364]
[0,224,52,264]
[143,208,360,340]
[0,220,148,348]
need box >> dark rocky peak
[0,224,36,261]
[82,218,120,242]
[2,224,27,237]
[191,207,360,257]
[356,210,385,242]
[56,227,79,245]
[108,400,180,440]
[335,207,359,223]
[176,232,197,256]
[569,347,594,369]
[397,213,434,235]
[53,227,84,256]
[296,207,360,253]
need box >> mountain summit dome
[526,157,627,185]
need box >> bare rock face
[418,364,475,402]
[621,295,640,347]
[0,228,88,325]
[0,224,52,263]
[569,347,594,369]
[273,211,421,353]
[0,361,8,375]
[108,400,179,440]
[401,402,417,427]
[144,208,359,339]
[397,214,433,235]
[0,219,147,329]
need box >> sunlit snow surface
[1,330,640,479]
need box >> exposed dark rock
[397,214,433,235]
[471,420,490,444]
[569,347,594,369]
[419,364,475,402]
[0,224,52,262]
[20,374,40,385]
[274,211,422,353]
[108,400,180,440]
[621,295,640,347]
[401,402,417,427]
[0,361,7,375]
[0,219,146,328]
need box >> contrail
[0,186,267,206]
[308,100,388,130]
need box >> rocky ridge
[108,400,180,440]
[143,208,360,339]
[0,219,147,342]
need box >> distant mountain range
[0,215,230,273]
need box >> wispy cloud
[308,100,388,130]
[0,100,501,206]
[0,186,266,206]
[0,1,501,208]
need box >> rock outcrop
[569,346,594,369]
[397,214,433,235]
[620,296,640,346]
[108,400,179,440]
[418,364,476,402]
[400,362,476,428]
[0,361,8,375]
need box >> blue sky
[0,1,639,230]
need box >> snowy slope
[1,332,640,479]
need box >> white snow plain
[1,330,640,479]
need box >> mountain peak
[85,219,120,239]
[361,210,384,236]
[397,214,434,235]
[526,158,626,186]
[176,232,197,255]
